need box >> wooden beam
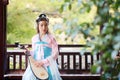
[0,0,9,5]
[0,0,8,79]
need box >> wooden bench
[4,44,101,80]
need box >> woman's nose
[43,26,45,29]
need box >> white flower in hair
[41,14,45,18]
[39,14,46,18]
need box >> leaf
[68,3,72,10]
[64,0,71,2]
[59,4,64,13]
[111,50,118,60]
[113,42,120,50]
[91,65,98,74]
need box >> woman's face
[38,20,48,35]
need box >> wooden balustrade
[4,44,101,80]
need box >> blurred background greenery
[7,0,99,44]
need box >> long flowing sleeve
[42,34,59,66]
[29,35,37,57]
[43,35,62,80]
[51,37,59,60]
[30,41,35,57]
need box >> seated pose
[22,14,62,80]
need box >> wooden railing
[5,44,101,80]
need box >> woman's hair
[36,14,49,33]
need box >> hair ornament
[39,14,46,18]
[36,13,49,23]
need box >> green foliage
[60,0,120,79]
[58,0,99,44]
[91,0,120,79]
[8,0,97,44]
[7,0,37,44]
[7,0,63,44]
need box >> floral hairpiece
[39,14,46,18]
[36,14,48,23]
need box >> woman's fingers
[34,61,44,67]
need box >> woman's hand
[34,61,44,67]
[18,45,30,55]
[24,48,30,55]
[23,45,31,56]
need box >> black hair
[36,14,49,23]
[36,14,49,33]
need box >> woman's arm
[29,36,36,57]
[42,35,59,66]
[51,37,59,60]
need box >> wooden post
[0,0,8,79]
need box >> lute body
[20,45,48,80]
[28,56,48,80]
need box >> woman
[22,14,62,80]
